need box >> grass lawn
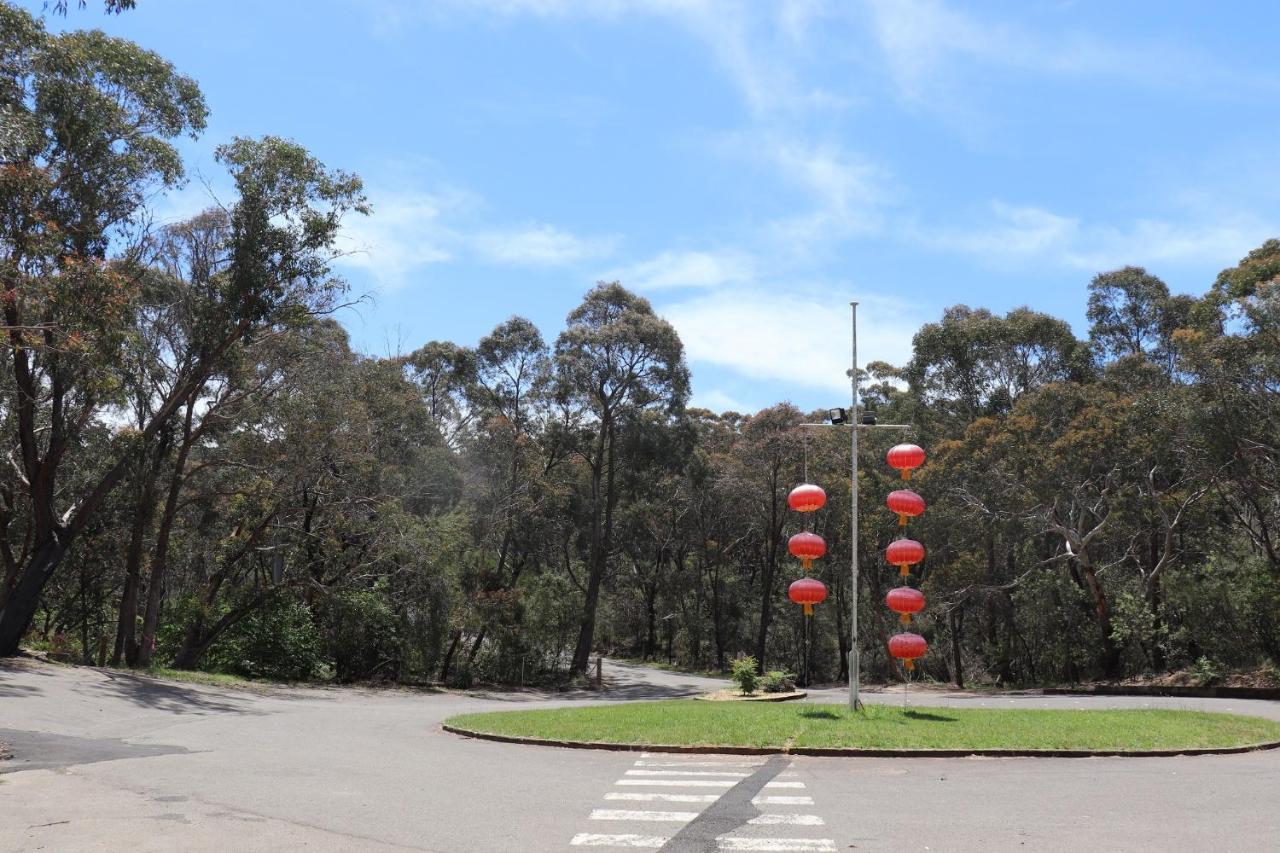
[445,700,1280,751]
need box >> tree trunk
[0,538,67,656]
[112,454,164,667]
[754,464,780,673]
[439,628,462,682]
[571,418,614,675]
[1079,560,1120,677]
[949,605,965,688]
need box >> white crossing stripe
[571,837,836,852]
[747,813,825,826]
[625,769,751,777]
[717,840,836,852]
[616,779,735,787]
[590,809,698,822]
[635,760,763,768]
[752,796,814,805]
[571,833,665,848]
[605,792,720,803]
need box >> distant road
[2,657,1277,852]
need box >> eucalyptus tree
[0,16,366,654]
[905,305,1085,430]
[554,283,688,676]
[0,7,208,654]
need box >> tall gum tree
[0,8,207,654]
[554,283,688,677]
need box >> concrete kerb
[440,723,1280,759]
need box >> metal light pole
[802,302,910,710]
[849,302,860,711]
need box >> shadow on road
[0,728,190,774]
[81,670,257,716]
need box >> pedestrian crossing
[568,753,835,852]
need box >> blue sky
[43,0,1280,413]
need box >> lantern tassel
[898,514,907,526]
[902,469,910,481]
[802,557,812,570]
[900,612,910,625]
[803,603,813,616]
[904,658,915,671]
[899,563,910,577]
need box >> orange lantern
[888,632,928,671]
[788,483,827,513]
[789,577,827,616]
[887,444,926,480]
[886,489,925,526]
[788,531,826,569]
[886,586,925,625]
[886,538,925,577]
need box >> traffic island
[443,700,1280,758]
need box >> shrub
[760,670,796,693]
[731,656,759,695]
[204,593,325,682]
[1191,656,1222,687]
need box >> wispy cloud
[401,0,846,115]
[861,0,1279,107]
[660,289,920,395]
[914,200,1276,273]
[334,190,464,290]
[766,139,889,246]
[606,249,756,291]
[334,187,611,290]
[472,224,614,266]
[691,388,755,415]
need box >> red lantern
[887,444,926,480]
[886,586,925,625]
[788,531,826,569]
[886,489,925,526]
[789,577,827,616]
[885,538,925,577]
[888,632,928,671]
[788,483,827,513]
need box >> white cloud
[406,0,842,115]
[660,289,919,394]
[861,0,1279,107]
[767,140,888,244]
[606,249,756,291]
[692,388,755,414]
[334,187,611,289]
[472,224,614,266]
[334,190,462,290]
[1063,218,1277,271]
[922,202,1079,260]
[914,200,1275,273]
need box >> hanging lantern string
[802,430,809,484]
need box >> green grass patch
[446,700,1280,751]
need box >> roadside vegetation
[1,2,1278,696]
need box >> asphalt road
[2,658,1278,852]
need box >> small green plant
[731,656,759,695]
[760,670,796,693]
[1191,656,1222,686]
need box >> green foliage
[760,670,796,693]
[730,656,759,695]
[1190,656,1222,687]
[204,594,325,683]
[322,583,400,683]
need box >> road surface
[2,658,1278,852]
